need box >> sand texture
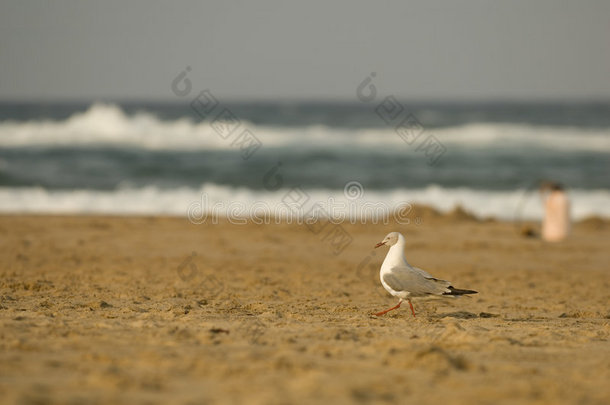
[1,214,609,405]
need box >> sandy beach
[1,213,609,405]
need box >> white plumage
[373,232,477,317]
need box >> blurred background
[1,1,609,220]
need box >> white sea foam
[1,184,608,221]
[1,103,609,152]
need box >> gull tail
[443,286,478,296]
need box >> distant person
[541,182,570,242]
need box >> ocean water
[0,101,608,220]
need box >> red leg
[407,299,416,317]
[373,299,402,316]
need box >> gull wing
[411,266,435,279]
[383,265,451,296]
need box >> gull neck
[383,236,409,268]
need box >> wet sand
[1,213,609,404]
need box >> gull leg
[373,299,402,316]
[407,299,416,317]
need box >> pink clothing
[542,191,570,242]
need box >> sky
[1,0,609,102]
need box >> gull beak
[374,242,385,248]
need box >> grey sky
[1,0,609,101]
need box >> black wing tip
[444,286,478,296]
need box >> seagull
[373,232,477,317]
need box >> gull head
[374,232,402,248]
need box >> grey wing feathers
[383,265,451,296]
[412,266,435,279]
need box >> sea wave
[1,183,608,221]
[1,103,609,152]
